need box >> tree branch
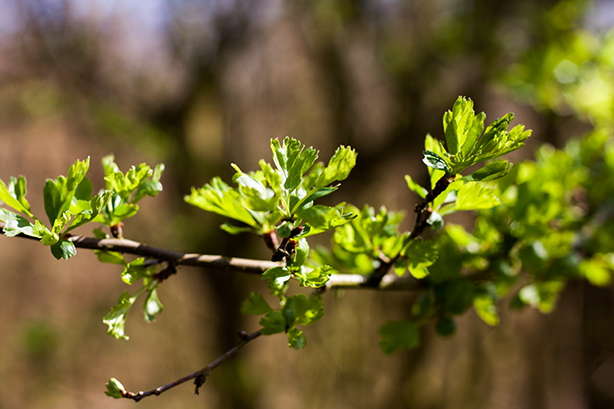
[120,330,262,402]
[0,222,424,291]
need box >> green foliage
[185,137,357,236]
[0,155,163,260]
[103,290,137,340]
[103,278,163,339]
[257,293,324,349]
[100,155,165,229]
[421,96,531,177]
[7,93,614,397]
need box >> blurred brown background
[0,0,613,408]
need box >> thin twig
[120,330,262,402]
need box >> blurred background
[0,0,613,408]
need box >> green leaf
[0,176,33,217]
[291,186,338,214]
[112,203,139,220]
[43,180,64,225]
[439,182,500,216]
[51,210,72,235]
[102,154,120,179]
[404,175,427,199]
[287,327,307,349]
[105,163,153,201]
[443,96,484,155]
[271,137,319,191]
[132,164,165,203]
[284,294,324,326]
[121,258,156,285]
[579,257,612,287]
[144,287,163,322]
[232,163,279,212]
[103,290,137,340]
[43,158,90,224]
[75,177,93,201]
[462,161,512,182]
[105,378,126,399]
[241,293,273,315]
[50,239,77,260]
[424,135,448,189]
[185,177,262,230]
[93,227,109,239]
[220,223,260,235]
[287,238,310,267]
[379,321,420,354]
[473,294,499,326]
[423,150,451,173]
[262,267,292,290]
[316,145,357,188]
[394,257,408,276]
[259,311,286,335]
[39,225,59,246]
[297,204,355,234]
[94,250,127,265]
[132,180,163,203]
[0,208,41,238]
[66,190,113,232]
[517,281,564,313]
[402,240,438,279]
[470,114,532,162]
[426,210,443,231]
[294,265,332,288]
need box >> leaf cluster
[0,155,166,339]
[185,137,357,238]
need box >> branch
[0,221,280,274]
[0,222,423,291]
[120,330,262,402]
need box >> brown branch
[120,330,262,402]
[0,221,280,274]
[70,235,282,274]
[0,221,424,291]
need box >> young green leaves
[185,138,356,350]
[407,97,533,232]
[423,96,532,178]
[185,137,357,237]
[242,292,324,349]
[0,158,114,259]
[102,275,163,340]
[101,155,165,233]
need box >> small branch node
[194,374,207,395]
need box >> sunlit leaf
[143,287,163,322]
[103,290,137,340]
[462,161,512,182]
